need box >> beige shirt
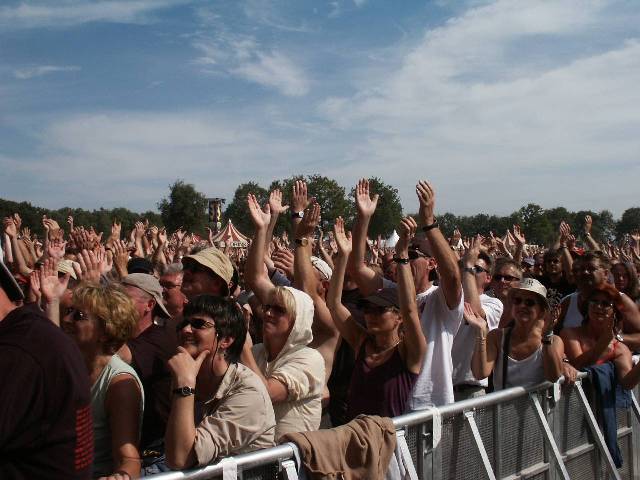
[253,287,325,440]
[194,363,276,466]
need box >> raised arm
[416,180,462,309]
[4,217,32,276]
[583,215,601,252]
[293,203,339,380]
[461,235,485,318]
[350,179,383,296]
[245,194,277,304]
[542,308,564,382]
[467,304,498,380]
[396,217,427,374]
[327,217,365,350]
[266,189,289,254]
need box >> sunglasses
[178,317,215,330]
[494,274,520,282]
[473,265,489,274]
[408,249,431,260]
[70,309,89,322]
[361,303,396,315]
[264,304,288,315]
[589,300,614,309]
[512,296,538,307]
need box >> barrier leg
[463,411,496,480]
[631,390,640,425]
[431,408,442,480]
[281,459,298,480]
[575,381,622,480]
[529,393,570,480]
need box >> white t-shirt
[411,286,464,409]
[451,294,503,387]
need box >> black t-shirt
[0,304,93,480]
[536,274,575,306]
[128,323,177,450]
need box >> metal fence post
[464,410,496,480]
[529,392,570,480]
[575,381,622,480]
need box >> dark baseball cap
[359,287,400,309]
[127,257,154,275]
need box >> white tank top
[562,292,584,329]
[493,330,545,389]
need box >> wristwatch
[291,211,304,219]
[294,238,309,247]
[393,256,409,264]
[172,386,195,397]
[462,267,475,275]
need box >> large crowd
[1,178,639,479]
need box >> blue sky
[1,0,639,218]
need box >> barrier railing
[149,376,640,479]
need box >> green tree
[224,182,269,236]
[616,207,640,239]
[157,180,208,233]
[517,203,554,245]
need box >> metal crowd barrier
[149,376,640,479]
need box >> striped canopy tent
[211,220,249,248]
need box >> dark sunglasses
[178,317,215,330]
[589,299,614,309]
[473,265,489,274]
[512,296,538,307]
[70,309,88,322]
[264,304,288,315]
[408,249,431,260]
[494,274,520,282]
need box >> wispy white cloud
[13,64,80,79]
[191,9,310,97]
[231,51,309,97]
[0,0,190,29]
[316,0,640,214]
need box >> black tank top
[346,339,418,420]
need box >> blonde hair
[271,286,297,320]
[73,282,138,354]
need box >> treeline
[1,176,638,247]
[0,198,162,239]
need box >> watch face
[293,211,304,218]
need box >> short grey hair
[162,263,184,276]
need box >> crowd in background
[1,178,640,479]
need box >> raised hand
[268,188,289,215]
[415,180,436,225]
[462,235,482,268]
[158,227,168,246]
[512,225,526,245]
[28,270,41,304]
[291,180,312,214]
[67,215,74,230]
[95,245,113,275]
[134,221,145,240]
[333,216,352,256]
[463,302,488,332]
[559,221,571,243]
[395,216,417,256]
[40,258,70,304]
[110,220,121,240]
[295,202,320,239]
[247,193,271,229]
[543,304,562,333]
[76,249,102,283]
[355,178,378,218]
[272,248,295,280]
[584,215,593,236]
[167,346,210,388]
[3,217,17,238]
[47,238,67,260]
[21,226,31,240]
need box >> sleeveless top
[562,293,583,329]
[91,354,145,478]
[346,340,418,420]
[493,331,545,390]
